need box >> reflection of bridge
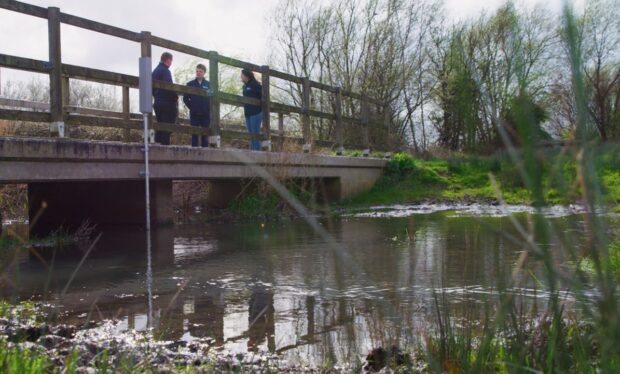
[0,1,390,232]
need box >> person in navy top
[183,64,211,147]
[241,69,262,151]
[152,52,177,145]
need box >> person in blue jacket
[241,69,262,151]
[152,52,177,145]
[183,64,211,147]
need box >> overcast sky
[0,0,584,86]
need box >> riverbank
[339,145,620,211]
[0,299,608,373]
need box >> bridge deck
[0,137,386,196]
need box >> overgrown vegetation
[343,145,620,208]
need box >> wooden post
[122,85,131,142]
[302,77,311,153]
[261,65,271,151]
[140,31,153,143]
[278,112,284,151]
[48,7,64,137]
[361,96,370,157]
[384,103,392,158]
[61,77,70,106]
[334,87,343,155]
[61,75,70,123]
[209,51,220,147]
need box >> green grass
[0,339,53,374]
[341,146,620,208]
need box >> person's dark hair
[241,69,255,81]
[160,52,173,63]
[196,63,206,72]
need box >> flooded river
[0,204,613,366]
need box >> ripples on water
[1,204,614,365]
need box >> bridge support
[28,180,173,237]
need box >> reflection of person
[247,286,275,352]
[183,64,211,147]
[241,69,262,151]
[152,52,178,145]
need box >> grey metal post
[140,32,153,144]
[139,56,154,328]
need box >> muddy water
[0,205,610,366]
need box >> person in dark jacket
[152,51,177,145]
[183,63,211,147]
[241,69,262,151]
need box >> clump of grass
[340,145,620,208]
[0,339,53,373]
[579,240,620,281]
[0,301,41,325]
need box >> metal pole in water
[139,57,154,329]
[142,112,151,232]
[142,112,153,328]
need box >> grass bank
[341,145,620,209]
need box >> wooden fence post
[334,87,343,155]
[209,51,220,147]
[61,75,70,110]
[48,7,64,137]
[384,103,393,158]
[361,96,370,157]
[122,85,131,141]
[261,65,271,151]
[302,77,311,153]
[140,31,153,143]
[278,112,284,152]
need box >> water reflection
[0,211,607,365]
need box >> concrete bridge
[0,137,386,233]
[0,1,392,235]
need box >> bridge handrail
[0,0,392,153]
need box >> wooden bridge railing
[0,0,390,155]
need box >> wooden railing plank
[63,64,138,87]
[0,54,50,73]
[59,12,140,41]
[0,0,47,18]
[149,35,210,59]
[0,98,49,110]
[0,108,51,122]
[214,54,261,72]
[218,92,260,107]
[269,69,303,84]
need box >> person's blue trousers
[245,113,262,151]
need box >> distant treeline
[269,0,620,153]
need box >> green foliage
[0,301,40,324]
[228,193,282,219]
[0,339,53,373]
[342,145,620,209]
